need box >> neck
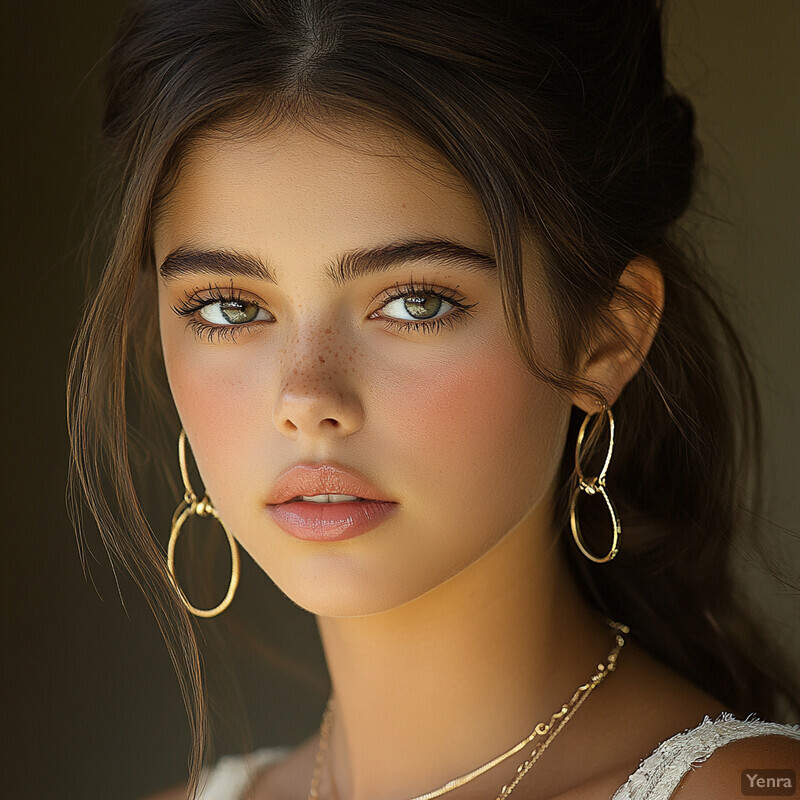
[315,500,617,800]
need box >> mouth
[265,462,398,540]
[267,495,399,541]
[282,494,374,504]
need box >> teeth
[298,494,361,503]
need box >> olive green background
[2,2,798,798]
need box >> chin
[261,543,464,619]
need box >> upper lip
[266,462,396,505]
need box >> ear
[572,256,664,414]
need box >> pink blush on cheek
[379,345,561,506]
[164,360,267,495]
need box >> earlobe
[572,256,665,414]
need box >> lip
[266,462,395,505]
[266,463,399,542]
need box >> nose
[272,331,364,440]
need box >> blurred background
[2,1,798,798]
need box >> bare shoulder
[668,733,800,799]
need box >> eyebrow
[157,238,498,286]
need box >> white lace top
[196,712,800,799]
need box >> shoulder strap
[610,712,800,800]
[197,746,292,800]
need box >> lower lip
[267,500,399,541]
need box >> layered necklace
[307,618,629,800]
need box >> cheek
[159,321,267,500]
[376,336,566,510]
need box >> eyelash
[170,279,478,343]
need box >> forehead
[152,116,494,266]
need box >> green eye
[382,294,450,321]
[200,300,268,325]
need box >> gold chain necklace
[307,619,629,800]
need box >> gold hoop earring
[167,428,240,618]
[569,406,621,564]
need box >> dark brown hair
[67,1,800,795]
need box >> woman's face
[153,118,572,617]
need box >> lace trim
[610,711,800,800]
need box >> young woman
[67,1,800,798]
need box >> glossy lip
[265,462,395,505]
[265,462,399,542]
[267,498,399,541]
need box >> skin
[152,118,730,800]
